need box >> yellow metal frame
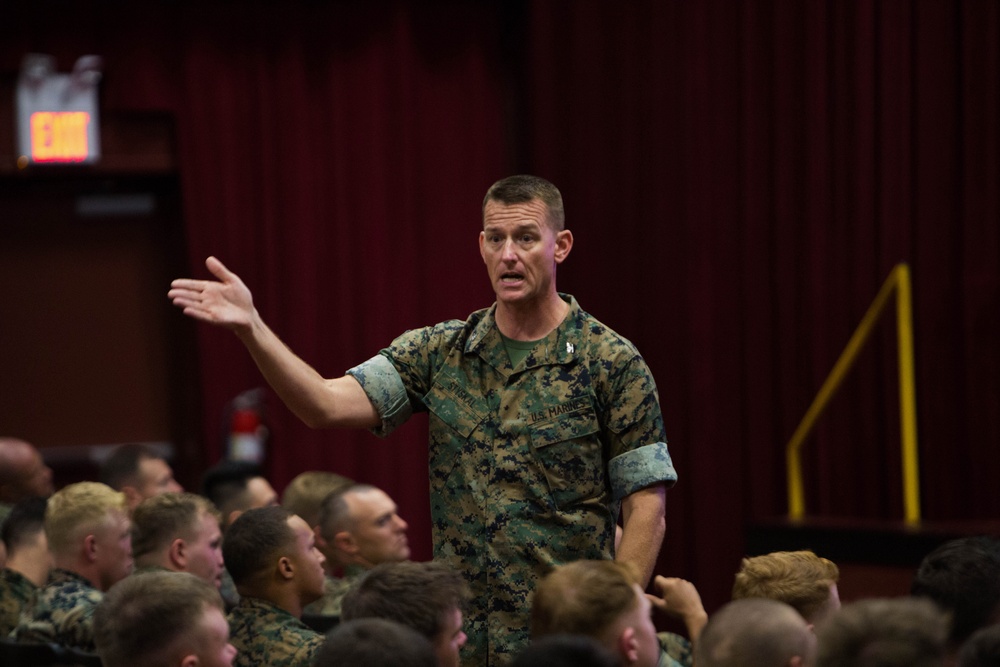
[786,263,921,524]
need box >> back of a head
[94,570,224,667]
[958,624,1000,667]
[282,471,353,529]
[201,460,264,519]
[131,492,218,561]
[317,482,374,540]
[696,598,815,667]
[512,635,620,667]
[222,505,293,588]
[531,560,639,642]
[45,481,127,556]
[341,560,469,641]
[1,496,47,555]
[911,536,1000,646]
[733,550,841,624]
[100,443,160,490]
[314,618,437,667]
[815,597,949,667]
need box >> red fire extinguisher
[225,388,268,464]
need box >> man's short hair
[131,492,220,560]
[314,618,438,667]
[530,560,640,641]
[100,443,164,490]
[1,496,47,553]
[511,635,619,667]
[911,536,1000,646]
[696,598,815,667]
[282,471,353,529]
[483,175,565,231]
[317,483,376,541]
[94,570,225,667]
[45,482,127,556]
[222,505,294,586]
[201,460,265,518]
[815,597,949,667]
[341,561,469,642]
[732,550,840,623]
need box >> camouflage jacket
[227,596,324,667]
[302,565,365,617]
[9,568,102,652]
[349,294,677,666]
[658,631,693,667]
[0,568,37,637]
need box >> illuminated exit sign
[16,54,102,166]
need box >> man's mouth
[500,272,524,283]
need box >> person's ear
[83,534,99,563]
[789,657,804,667]
[479,231,487,262]
[278,555,294,580]
[180,654,199,667]
[554,229,573,264]
[333,531,357,555]
[121,485,142,509]
[617,627,639,664]
[170,538,187,568]
[227,509,243,527]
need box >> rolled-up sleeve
[347,354,413,438]
[608,441,677,502]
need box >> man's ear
[333,531,357,555]
[121,485,142,509]
[170,538,187,568]
[554,229,573,264]
[789,657,804,667]
[278,555,294,580]
[83,534,99,563]
[617,626,639,664]
[180,654,199,667]
[227,509,243,527]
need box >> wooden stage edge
[746,517,1000,602]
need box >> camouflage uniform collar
[238,595,299,619]
[466,293,584,369]
[48,568,94,588]
[342,564,368,579]
[0,566,36,590]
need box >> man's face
[191,604,237,667]
[21,447,55,498]
[184,511,225,589]
[288,515,327,604]
[246,477,279,509]
[479,199,571,310]
[434,607,467,667]
[618,584,660,667]
[135,457,183,500]
[94,509,133,591]
[344,488,410,567]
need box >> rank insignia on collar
[566,342,574,354]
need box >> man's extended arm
[615,483,666,588]
[168,256,379,429]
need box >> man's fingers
[205,256,234,282]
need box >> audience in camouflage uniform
[0,497,51,636]
[223,506,326,667]
[9,482,131,653]
[99,442,183,512]
[131,492,225,589]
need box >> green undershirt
[500,332,543,368]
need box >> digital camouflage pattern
[0,568,36,637]
[9,568,102,652]
[658,631,694,667]
[302,565,364,617]
[219,566,240,610]
[349,294,677,667]
[227,596,324,667]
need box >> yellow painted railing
[786,263,921,524]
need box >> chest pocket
[424,377,488,482]
[529,401,606,509]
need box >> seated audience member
[202,460,280,607]
[314,618,439,667]
[10,482,132,653]
[0,497,52,636]
[531,559,672,667]
[0,437,54,527]
[340,561,469,667]
[911,535,1000,656]
[647,574,708,655]
[695,598,815,667]
[100,443,183,512]
[958,624,1000,667]
[815,597,948,667]
[511,635,620,667]
[732,550,841,628]
[306,483,410,617]
[224,506,326,667]
[281,471,353,530]
[94,570,236,667]
[131,492,225,589]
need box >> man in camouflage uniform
[305,483,410,618]
[0,497,51,636]
[223,506,326,667]
[10,482,132,653]
[170,174,678,666]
